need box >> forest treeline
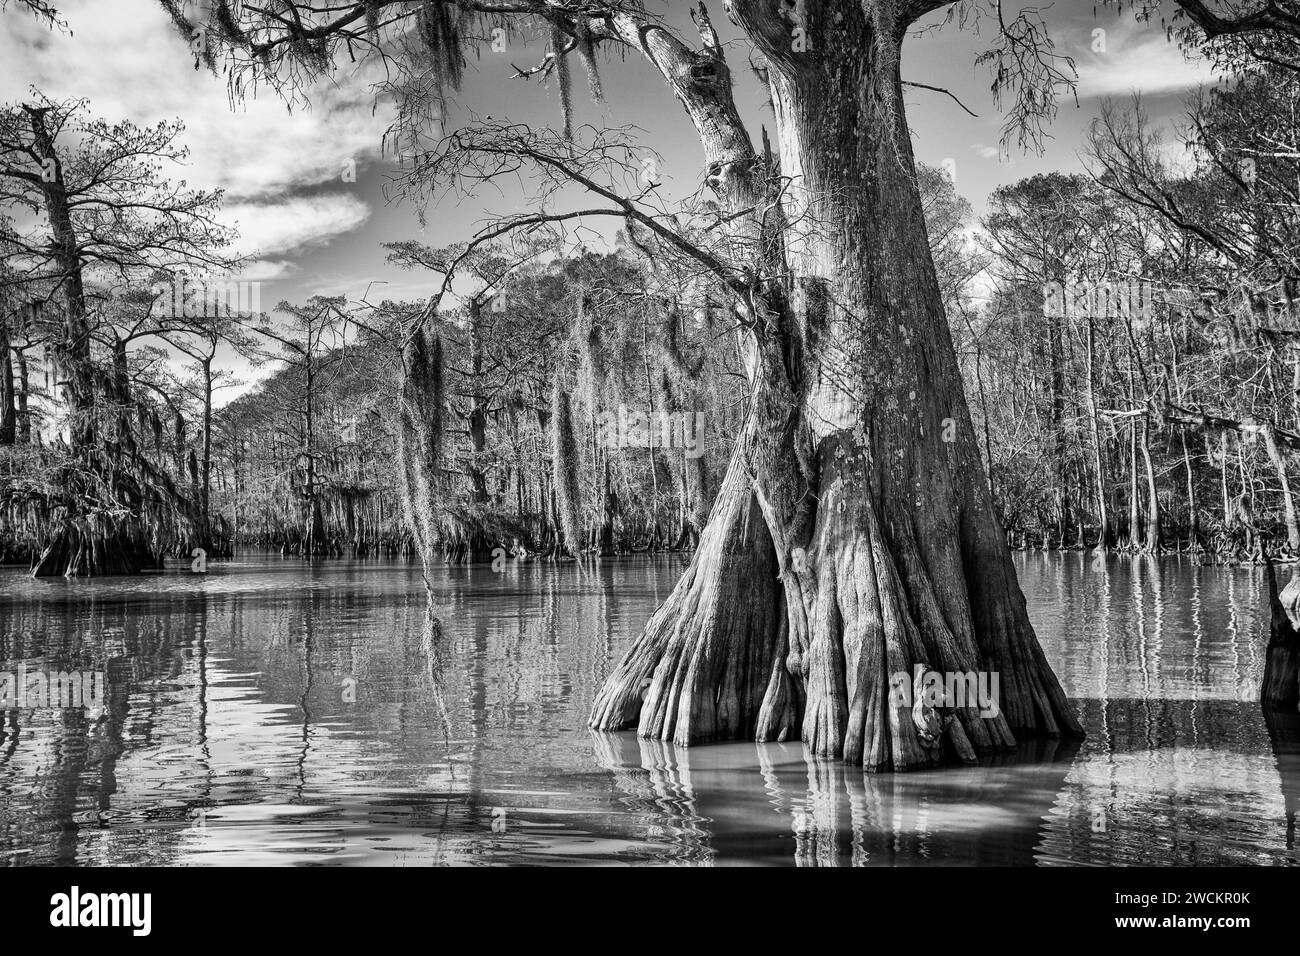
[2,63,1299,573]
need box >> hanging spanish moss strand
[575,20,603,103]
[397,318,446,653]
[550,22,573,139]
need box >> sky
[0,0,1225,392]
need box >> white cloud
[236,259,299,282]
[970,144,1001,160]
[223,195,371,258]
[1075,18,1222,98]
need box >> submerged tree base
[31,513,163,578]
[1263,559,1300,709]
[592,425,1083,772]
[590,450,788,748]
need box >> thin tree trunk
[1220,430,1232,533]
[550,382,582,555]
[0,313,15,445]
[1182,432,1198,547]
[1260,421,1300,552]
[1128,418,1142,550]
[1048,292,1068,543]
[201,353,214,547]
[1084,315,1108,549]
[465,298,490,505]
[1140,414,1160,552]
[15,342,30,444]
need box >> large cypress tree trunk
[592,2,1081,771]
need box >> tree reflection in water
[0,553,1296,865]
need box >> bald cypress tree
[183,0,1300,768]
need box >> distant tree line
[4,65,1300,570]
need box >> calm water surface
[1,552,1296,866]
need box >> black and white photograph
[0,0,1296,919]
